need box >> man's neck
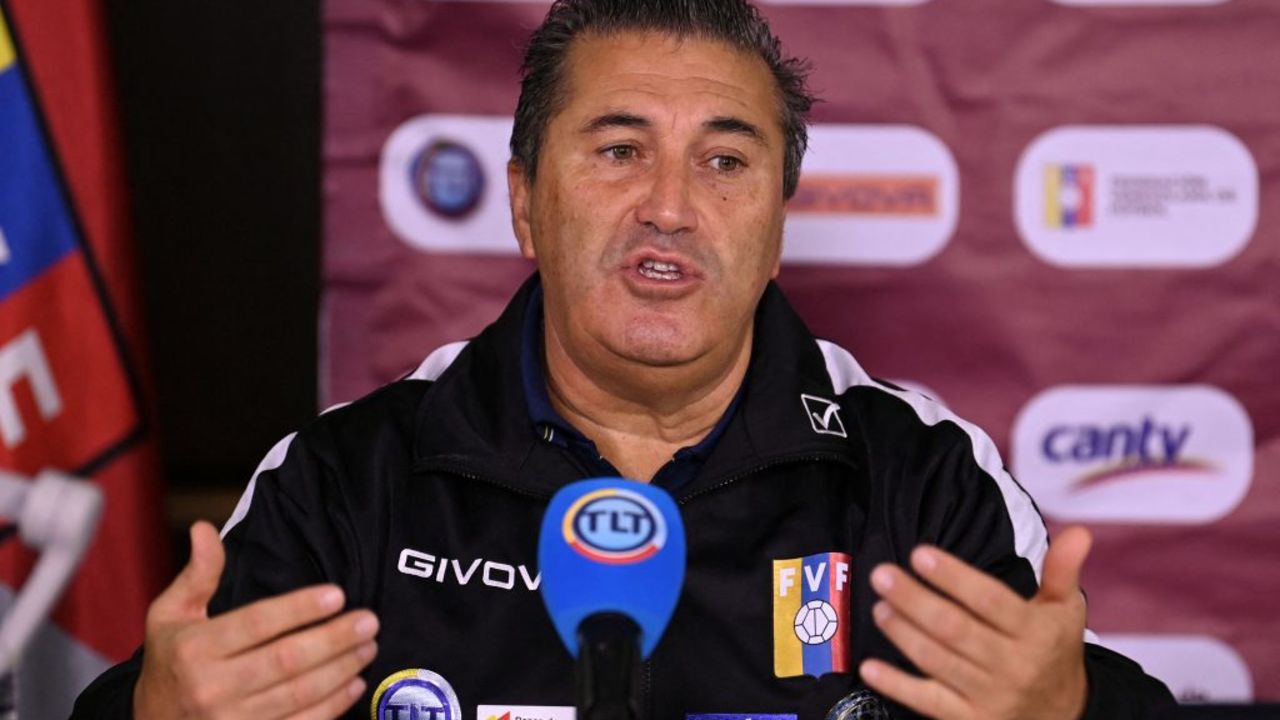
[542,323,752,482]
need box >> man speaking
[75,0,1175,717]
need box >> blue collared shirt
[520,285,742,492]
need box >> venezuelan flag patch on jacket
[772,552,852,678]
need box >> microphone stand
[0,470,104,719]
[575,613,642,720]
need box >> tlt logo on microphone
[563,487,667,565]
[772,552,852,678]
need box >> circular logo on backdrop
[370,668,461,720]
[410,139,484,219]
[563,488,666,564]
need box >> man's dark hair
[510,0,815,199]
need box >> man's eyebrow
[580,112,651,134]
[704,116,768,146]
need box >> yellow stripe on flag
[772,558,803,677]
[0,10,14,72]
[1043,164,1061,229]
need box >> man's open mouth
[637,258,683,281]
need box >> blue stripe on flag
[0,62,80,303]
[799,553,834,676]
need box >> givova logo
[1097,634,1252,703]
[784,125,958,266]
[1014,126,1257,267]
[1011,385,1253,524]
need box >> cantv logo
[1011,386,1253,524]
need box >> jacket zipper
[678,451,855,505]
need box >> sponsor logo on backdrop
[371,669,461,720]
[773,552,852,677]
[411,140,485,219]
[436,0,930,4]
[1098,635,1252,703]
[1052,0,1228,5]
[1014,126,1257,267]
[784,125,958,266]
[380,115,517,254]
[1011,385,1253,523]
[477,705,575,720]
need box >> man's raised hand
[133,522,379,720]
[860,526,1093,720]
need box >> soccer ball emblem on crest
[793,599,839,645]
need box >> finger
[227,610,379,695]
[199,584,348,657]
[860,658,972,720]
[236,641,376,720]
[905,547,1031,636]
[150,522,226,623]
[283,676,367,720]
[871,601,991,696]
[869,564,1005,668]
[1039,525,1093,602]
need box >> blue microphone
[539,478,686,719]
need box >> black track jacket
[74,277,1174,719]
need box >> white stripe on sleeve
[815,338,1049,583]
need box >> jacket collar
[412,274,859,499]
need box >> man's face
[510,31,787,371]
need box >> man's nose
[635,155,698,235]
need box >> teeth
[642,259,679,272]
[638,258,682,281]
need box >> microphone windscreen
[826,689,893,720]
[538,478,686,659]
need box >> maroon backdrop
[323,0,1279,702]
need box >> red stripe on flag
[829,552,851,673]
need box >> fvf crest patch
[772,552,852,678]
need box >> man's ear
[508,160,537,260]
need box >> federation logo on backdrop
[1014,126,1257,267]
[563,487,666,565]
[783,124,958,266]
[410,139,484,219]
[772,552,851,678]
[1043,164,1094,229]
[1010,385,1253,524]
[371,668,461,720]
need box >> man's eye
[712,155,744,173]
[605,145,636,161]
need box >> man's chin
[613,326,704,369]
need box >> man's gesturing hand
[860,526,1093,720]
[133,522,379,720]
